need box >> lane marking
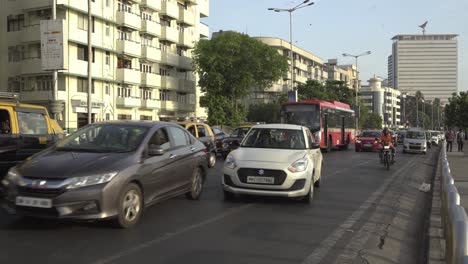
[301,155,417,264]
[92,204,254,264]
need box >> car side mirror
[310,142,320,149]
[148,145,165,156]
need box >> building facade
[0,0,209,132]
[324,59,358,89]
[246,37,328,105]
[388,34,458,104]
[361,76,401,128]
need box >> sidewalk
[446,140,468,213]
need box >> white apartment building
[388,34,458,104]
[361,75,401,128]
[324,59,358,89]
[247,37,329,105]
[0,0,209,132]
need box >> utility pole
[52,0,58,120]
[87,0,92,124]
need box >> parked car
[211,126,229,153]
[355,130,382,152]
[178,122,217,168]
[1,122,208,228]
[220,125,252,159]
[403,129,427,154]
[0,93,66,181]
[223,124,323,203]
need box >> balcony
[141,45,161,62]
[179,79,195,93]
[179,55,193,70]
[161,52,179,67]
[161,26,179,43]
[179,103,195,112]
[116,97,142,108]
[22,25,40,43]
[199,23,209,38]
[116,11,141,30]
[161,76,179,90]
[160,101,179,111]
[141,99,161,109]
[141,72,161,88]
[141,20,161,37]
[198,0,209,17]
[21,58,46,75]
[141,0,161,11]
[116,39,141,57]
[161,0,179,19]
[178,31,195,48]
[116,68,141,85]
[178,8,195,26]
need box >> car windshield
[231,127,251,138]
[360,131,381,138]
[406,131,426,139]
[241,128,305,149]
[431,132,439,137]
[56,124,149,153]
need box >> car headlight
[225,155,237,169]
[222,142,229,149]
[3,167,24,186]
[65,172,118,189]
[288,158,309,173]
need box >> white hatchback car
[222,124,323,203]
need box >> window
[105,51,110,65]
[186,125,196,137]
[0,110,11,134]
[91,80,95,94]
[197,125,206,137]
[77,44,88,61]
[77,78,88,93]
[7,14,24,32]
[141,12,152,21]
[148,128,171,150]
[117,86,131,97]
[117,58,131,68]
[106,0,110,7]
[117,114,132,120]
[140,63,152,73]
[77,14,88,30]
[105,83,110,95]
[140,115,152,121]
[17,111,48,135]
[141,36,152,46]
[105,23,110,36]
[106,113,110,120]
[168,127,189,147]
[140,89,152,100]
[92,47,95,63]
[8,46,21,62]
[159,90,170,101]
[159,68,169,76]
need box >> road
[0,146,438,264]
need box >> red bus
[280,99,356,151]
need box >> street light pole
[416,98,419,128]
[342,51,371,136]
[268,1,314,102]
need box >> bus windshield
[281,104,320,132]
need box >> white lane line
[92,204,254,264]
[301,156,417,264]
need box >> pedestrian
[446,130,454,152]
[457,129,465,152]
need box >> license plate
[364,143,372,147]
[246,176,274,184]
[15,196,52,208]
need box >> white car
[222,124,323,203]
[403,129,427,154]
[430,131,440,145]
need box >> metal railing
[440,142,468,263]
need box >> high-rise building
[361,75,401,128]
[389,34,458,104]
[387,55,393,88]
[0,0,210,132]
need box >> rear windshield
[360,131,381,138]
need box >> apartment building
[0,0,210,132]
[324,59,358,89]
[361,75,401,128]
[248,37,328,105]
[388,34,458,104]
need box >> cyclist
[379,127,396,162]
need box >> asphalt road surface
[0,146,437,264]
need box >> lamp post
[342,51,371,135]
[402,92,407,128]
[268,0,314,102]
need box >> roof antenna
[419,21,428,35]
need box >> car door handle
[169,154,177,159]
[190,147,196,152]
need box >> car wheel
[208,152,216,168]
[186,167,204,200]
[223,190,234,201]
[301,180,314,203]
[114,183,143,229]
[313,172,321,188]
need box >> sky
[203,0,467,91]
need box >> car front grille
[17,186,65,198]
[15,206,59,218]
[224,174,305,191]
[237,168,287,185]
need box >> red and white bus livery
[280,99,356,151]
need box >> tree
[362,112,383,129]
[193,32,288,126]
[247,103,281,123]
[445,91,468,129]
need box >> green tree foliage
[247,103,281,123]
[297,80,355,106]
[193,32,288,126]
[445,91,468,129]
[362,112,383,129]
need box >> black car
[220,126,252,159]
[1,122,207,228]
[212,126,229,153]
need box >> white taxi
[222,124,323,203]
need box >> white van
[403,129,427,154]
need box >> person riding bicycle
[379,127,396,162]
